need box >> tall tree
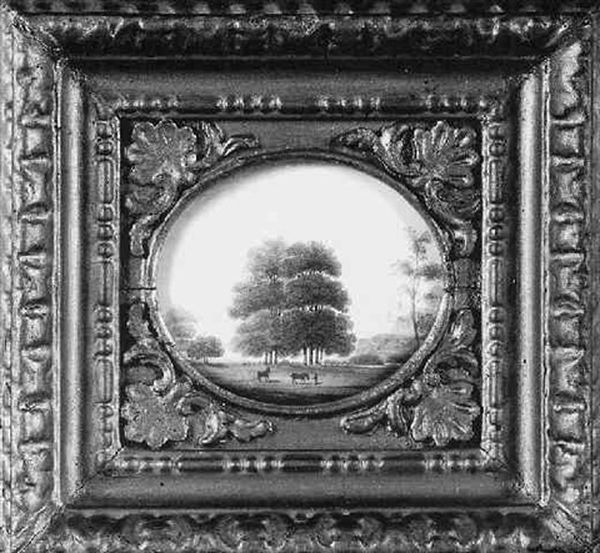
[230,240,355,365]
[394,228,444,348]
[282,241,354,365]
[229,240,288,364]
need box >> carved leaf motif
[188,400,274,446]
[126,120,197,186]
[122,302,274,449]
[411,381,479,447]
[121,382,190,449]
[422,308,478,376]
[331,121,480,255]
[410,309,480,445]
[340,387,417,439]
[341,309,480,447]
[125,119,260,256]
[195,121,259,168]
[411,121,479,189]
[124,302,176,390]
[340,401,386,434]
[331,123,412,175]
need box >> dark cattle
[290,372,310,384]
[257,366,271,382]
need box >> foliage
[349,353,385,366]
[284,241,342,277]
[231,311,288,359]
[229,240,289,364]
[283,308,356,361]
[229,278,285,319]
[230,240,355,365]
[284,272,349,311]
[245,238,288,279]
[187,335,224,362]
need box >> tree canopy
[187,335,224,363]
[230,240,356,365]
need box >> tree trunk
[274,350,278,365]
[264,352,268,365]
[411,294,420,349]
[303,347,307,365]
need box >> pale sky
[157,163,442,355]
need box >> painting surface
[157,163,445,405]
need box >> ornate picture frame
[0,2,597,551]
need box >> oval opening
[157,162,446,406]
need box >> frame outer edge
[3,0,600,15]
[0,7,14,552]
[0,7,597,553]
[0,8,60,553]
[592,10,600,548]
[542,24,595,549]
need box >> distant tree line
[230,240,356,366]
[187,335,224,363]
[163,309,224,363]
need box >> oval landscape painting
[157,163,446,406]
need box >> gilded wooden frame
[0,2,597,551]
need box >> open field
[190,360,398,405]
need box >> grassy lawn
[190,360,398,405]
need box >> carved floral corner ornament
[125,119,259,256]
[333,121,482,447]
[331,120,480,256]
[121,303,274,450]
[341,310,480,447]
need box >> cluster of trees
[393,228,444,348]
[163,309,224,363]
[230,240,356,366]
[187,335,224,363]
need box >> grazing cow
[257,366,271,383]
[291,372,310,384]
